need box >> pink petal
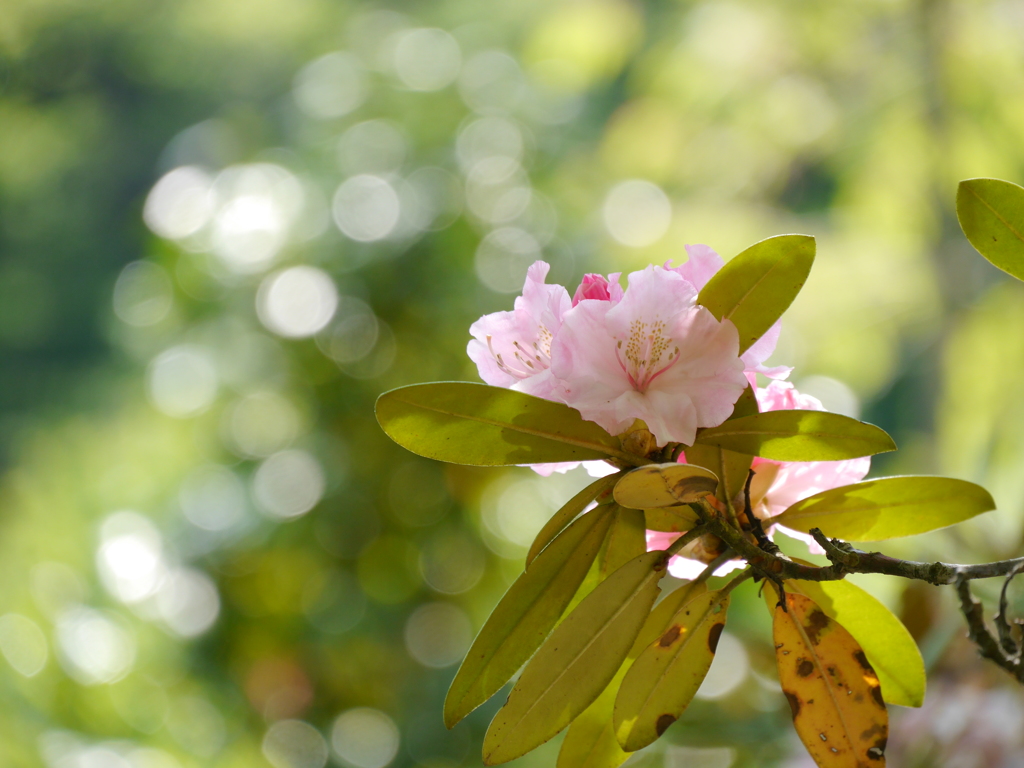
[665,244,725,291]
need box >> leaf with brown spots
[612,589,731,751]
[768,566,925,708]
[773,592,889,768]
[556,580,708,768]
[612,463,719,510]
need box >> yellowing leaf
[761,572,924,708]
[482,551,667,765]
[683,443,752,507]
[600,507,647,578]
[644,506,700,532]
[613,463,718,509]
[444,505,615,728]
[527,472,623,567]
[773,593,889,768]
[613,589,730,751]
[775,476,995,541]
[557,671,631,768]
[557,580,708,768]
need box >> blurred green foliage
[1,0,1024,766]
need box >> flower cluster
[469,246,871,570]
[468,246,782,448]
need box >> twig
[995,562,1024,656]
[957,576,1024,683]
[664,525,707,558]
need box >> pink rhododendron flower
[467,261,570,400]
[649,379,870,574]
[550,265,748,446]
[748,380,871,537]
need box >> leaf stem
[663,525,706,558]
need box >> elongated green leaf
[697,234,815,354]
[482,551,667,765]
[683,444,751,507]
[527,472,623,568]
[957,178,1024,282]
[614,590,730,751]
[556,581,709,768]
[377,382,641,467]
[644,506,700,532]
[764,575,924,708]
[557,669,631,768]
[600,507,647,578]
[695,410,896,461]
[775,476,995,541]
[613,463,718,510]
[685,384,757,506]
[444,505,616,728]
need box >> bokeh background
[2,0,1024,766]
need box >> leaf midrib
[966,183,1024,246]
[785,602,858,757]
[489,562,660,755]
[450,510,611,718]
[389,390,645,465]
[628,595,719,737]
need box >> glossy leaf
[774,593,889,767]
[613,589,730,751]
[644,505,700,532]
[527,472,623,567]
[613,463,718,509]
[444,505,616,728]
[775,476,995,541]
[557,672,631,768]
[600,507,647,578]
[482,551,667,765]
[764,576,924,708]
[377,382,639,467]
[698,234,815,354]
[685,385,757,506]
[556,581,709,768]
[957,178,1024,282]
[683,444,752,508]
[695,410,896,461]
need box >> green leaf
[612,463,718,509]
[695,410,896,461]
[683,444,752,508]
[482,551,667,765]
[600,507,647,579]
[613,589,731,751]
[775,476,995,541]
[685,384,757,506]
[555,580,709,768]
[957,178,1024,282]
[644,506,700,533]
[764,575,924,708]
[444,505,616,728]
[527,472,623,568]
[697,234,815,354]
[376,382,642,467]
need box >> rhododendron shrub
[377,197,1024,768]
